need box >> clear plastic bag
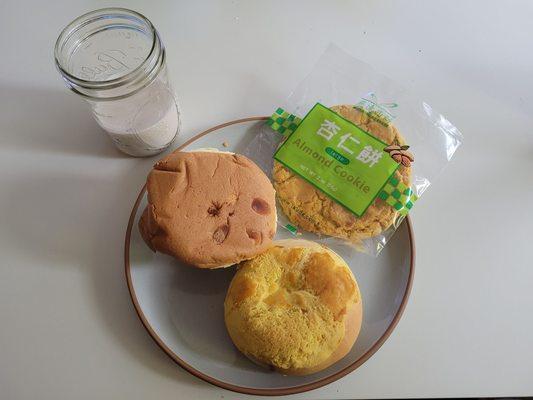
[244,44,463,255]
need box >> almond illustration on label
[384,144,414,167]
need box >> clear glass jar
[54,8,180,157]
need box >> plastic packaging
[245,44,463,255]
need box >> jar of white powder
[54,8,180,157]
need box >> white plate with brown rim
[125,116,415,396]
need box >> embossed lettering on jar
[55,8,181,156]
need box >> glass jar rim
[54,7,159,92]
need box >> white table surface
[1,0,532,398]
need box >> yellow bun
[224,239,362,375]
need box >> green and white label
[274,103,399,217]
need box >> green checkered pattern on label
[284,223,298,235]
[267,108,302,135]
[378,176,418,216]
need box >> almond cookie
[139,150,277,268]
[273,105,411,241]
[224,239,362,375]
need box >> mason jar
[54,8,180,157]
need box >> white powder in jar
[92,79,180,157]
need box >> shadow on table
[0,83,205,387]
[0,85,127,159]
[1,169,207,387]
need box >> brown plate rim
[124,116,416,396]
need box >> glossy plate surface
[125,117,415,395]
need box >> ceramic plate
[125,117,415,396]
